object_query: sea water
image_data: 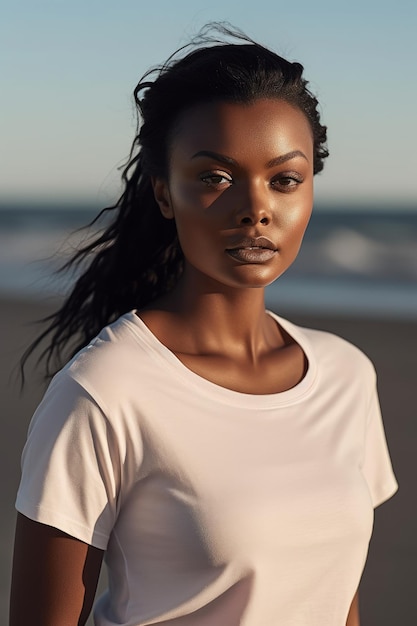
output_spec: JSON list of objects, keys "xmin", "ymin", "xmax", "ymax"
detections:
[{"xmin": 0, "ymin": 203, "xmax": 416, "ymax": 319}]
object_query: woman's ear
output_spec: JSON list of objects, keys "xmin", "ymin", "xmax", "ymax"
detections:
[{"xmin": 151, "ymin": 177, "xmax": 174, "ymax": 219}]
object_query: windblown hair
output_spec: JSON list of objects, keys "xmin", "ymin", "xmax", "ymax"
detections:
[{"xmin": 22, "ymin": 23, "xmax": 329, "ymax": 381}]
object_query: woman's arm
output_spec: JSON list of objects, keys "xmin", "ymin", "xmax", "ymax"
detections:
[
  {"xmin": 10, "ymin": 513, "xmax": 104, "ymax": 626},
  {"xmin": 346, "ymin": 590, "xmax": 360, "ymax": 626}
]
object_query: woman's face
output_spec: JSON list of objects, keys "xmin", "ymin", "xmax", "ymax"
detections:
[{"xmin": 153, "ymin": 98, "xmax": 314, "ymax": 291}]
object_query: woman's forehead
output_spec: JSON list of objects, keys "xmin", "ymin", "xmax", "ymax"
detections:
[{"xmin": 170, "ymin": 99, "xmax": 314, "ymax": 163}]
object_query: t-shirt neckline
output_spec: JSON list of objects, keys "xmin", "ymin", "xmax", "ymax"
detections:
[{"xmin": 121, "ymin": 309, "xmax": 318, "ymax": 408}]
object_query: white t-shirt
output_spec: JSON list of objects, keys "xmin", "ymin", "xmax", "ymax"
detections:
[{"xmin": 16, "ymin": 311, "xmax": 398, "ymax": 626}]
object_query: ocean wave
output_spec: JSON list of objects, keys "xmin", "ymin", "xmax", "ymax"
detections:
[{"xmin": 0, "ymin": 207, "xmax": 416, "ymax": 317}]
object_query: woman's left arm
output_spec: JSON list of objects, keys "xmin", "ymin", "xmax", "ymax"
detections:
[{"xmin": 346, "ymin": 590, "xmax": 360, "ymax": 626}]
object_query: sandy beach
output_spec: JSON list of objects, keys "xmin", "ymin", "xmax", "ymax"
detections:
[{"xmin": 1, "ymin": 295, "xmax": 415, "ymax": 625}]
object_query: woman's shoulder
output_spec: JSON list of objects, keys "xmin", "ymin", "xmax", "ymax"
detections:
[
  {"xmin": 270, "ymin": 311, "xmax": 377, "ymax": 380},
  {"xmin": 54, "ymin": 311, "xmax": 159, "ymax": 409}
]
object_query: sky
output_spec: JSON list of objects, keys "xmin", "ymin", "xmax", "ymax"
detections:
[{"xmin": 1, "ymin": 0, "xmax": 416, "ymax": 207}]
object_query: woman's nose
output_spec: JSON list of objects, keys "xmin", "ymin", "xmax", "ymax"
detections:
[
  {"xmin": 235, "ymin": 182, "xmax": 272, "ymax": 226},
  {"xmin": 239, "ymin": 212, "xmax": 270, "ymax": 226}
]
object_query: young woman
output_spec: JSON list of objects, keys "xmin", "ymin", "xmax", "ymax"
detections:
[{"xmin": 10, "ymin": 24, "xmax": 397, "ymax": 626}]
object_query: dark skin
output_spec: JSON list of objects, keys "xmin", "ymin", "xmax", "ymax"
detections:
[
  {"xmin": 10, "ymin": 98, "xmax": 360, "ymax": 625},
  {"xmin": 147, "ymin": 99, "xmax": 314, "ymax": 395},
  {"xmin": 10, "ymin": 514, "xmax": 103, "ymax": 626}
]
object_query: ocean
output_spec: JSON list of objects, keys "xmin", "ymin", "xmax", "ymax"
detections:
[{"xmin": 0, "ymin": 203, "xmax": 416, "ymax": 319}]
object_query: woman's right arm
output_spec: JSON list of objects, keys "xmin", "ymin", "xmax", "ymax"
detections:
[{"xmin": 10, "ymin": 513, "xmax": 104, "ymax": 626}]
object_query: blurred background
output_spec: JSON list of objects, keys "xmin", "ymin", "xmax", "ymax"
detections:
[{"xmin": 1, "ymin": 1, "xmax": 416, "ymax": 624}]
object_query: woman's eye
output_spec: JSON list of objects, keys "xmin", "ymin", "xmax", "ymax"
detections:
[
  {"xmin": 271, "ymin": 174, "xmax": 303, "ymax": 191},
  {"xmin": 200, "ymin": 172, "xmax": 233, "ymax": 188}
]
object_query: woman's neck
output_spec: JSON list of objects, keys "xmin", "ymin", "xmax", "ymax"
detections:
[{"xmin": 143, "ymin": 272, "xmax": 280, "ymax": 362}]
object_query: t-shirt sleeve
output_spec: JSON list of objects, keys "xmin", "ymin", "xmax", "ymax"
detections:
[
  {"xmin": 361, "ymin": 382, "xmax": 398, "ymax": 508},
  {"xmin": 16, "ymin": 373, "xmax": 122, "ymax": 549}
]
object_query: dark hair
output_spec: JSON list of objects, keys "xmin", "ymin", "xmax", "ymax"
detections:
[{"xmin": 22, "ymin": 23, "xmax": 329, "ymax": 381}]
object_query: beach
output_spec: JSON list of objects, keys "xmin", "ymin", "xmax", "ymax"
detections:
[{"xmin": 1, "ymin": 295, "xmax": 415, "ymax": 625}]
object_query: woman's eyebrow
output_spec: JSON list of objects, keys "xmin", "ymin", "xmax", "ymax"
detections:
[
  {"xmin": 266, "ymin": 150, "xmax": 309, "ymax": 167},
  {"xmin": 191, "ymin": 150, "xmax": 237, "ymax": 165},
  {"xmin": 191, "ymin": 149, "xmax": 308, "ymax": 167}
]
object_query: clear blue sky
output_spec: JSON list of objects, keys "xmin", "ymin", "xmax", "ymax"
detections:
[{"xmin": 1, "ymin": 0, "xmax": 416, "ymax": 206}]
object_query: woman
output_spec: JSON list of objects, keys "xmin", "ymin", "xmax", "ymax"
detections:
[{"xmin": 10, "ymin": 24, "xmax": 397, "ymax": 626}]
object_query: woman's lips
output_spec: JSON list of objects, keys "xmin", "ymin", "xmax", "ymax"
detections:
[
  {"xmin": 225, "ymin": 236, "xmax": 278, "ymax": 263},
  {"xmin": 226, "ymin": 247, "xmax": 277, "ymax": 263}
]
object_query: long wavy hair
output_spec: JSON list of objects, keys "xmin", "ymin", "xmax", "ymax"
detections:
[{"xmin": 21, "ymin": 23, "xmax": 329, "ymax": 381}]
